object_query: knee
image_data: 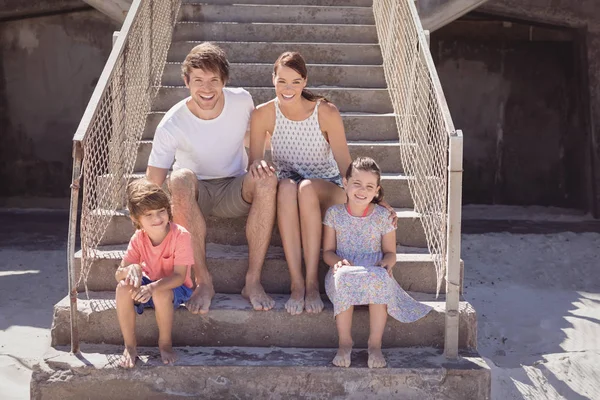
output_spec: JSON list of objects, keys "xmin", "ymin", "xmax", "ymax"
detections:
[
  {"xmin": 255, "ymin": 173, "xmax": 278, "ymax": 195},
  {"xmin": 116, "ymin": 281, "xmax": 132, "ymax": 296},
  {"xmin": 297, "ymin": 179, "xmax": 318, "ymax": 203},
  {"xmin": 168, "ymin": 169, "xmax": 197, "ymax": 199},
  {"xmin": 277, "ymin": 180, "xmax": 298, "ymax": 202},
  {"xmin": 152, "ymin": 288, "xmax": 174, "ymax": 304}
]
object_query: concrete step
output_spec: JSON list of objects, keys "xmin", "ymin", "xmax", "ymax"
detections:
[
  {"xmin": 182, "ymin": 0, "xmax": 373, "ymax": 6},
  {"xmin": 152, "ymin": 86, "xmax": 393, "ymax": 114},
  {"xmin": 50, "ymin": 292, "xmax": 477, "ymax": 349},
  {"xmin": 74, "ymin": 244, "xmax": 459, "ymax": 294},
  {"xmin": 134, "ymin": 139, "xmax": 403, "ymax": 173},
  {"xmin": 179, "ymin": 4, "xmax": 375, "ymax": 25},
  {"xmin": 162, "ymin": 62, "xmax": 386, "ymax": 88},
  {"xmin": 173, "ymin": 22, "xmax": 378, "ymax": 43},
  {"xmin": 168, "ymin": 41, "xmax": 383, "ymax": 65},
  {"xmin": 143, "ymin": 111, "xmax": 397, "ymax": 141},
  {"xmin": 417, "ymin": 0, "xmax": 489, "ymax": 32},
  {"xmin": 95, "ymin": 208, "xmax": 427, "ymax": 247},
  {"xmin": 97, "ymin": 170, "xmax": 413, "ymax": 209},
  {"xmin": 32, "ymin": 345, "xmax": 490, "ymax": 400}
]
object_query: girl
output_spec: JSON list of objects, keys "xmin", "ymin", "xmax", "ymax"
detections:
[
  {"xmin": 115, "ymin": 179, "xmax": 194, "ymax": 368},
  {"xmin": 322, "ymin": 157, "xmax": 432, "ymax": 368}
]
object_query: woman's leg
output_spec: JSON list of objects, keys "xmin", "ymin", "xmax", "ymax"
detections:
[
  {"xmin": 153, "ymin": 288, "xmax": 177, "ymax": 365},
  {"xmin": 333, "ymin": 307, "xmax": 354, "ymax": 367},
  {"xmin": 116, "ymin": 281, "xmax": 137, "ymax": 368},
  {"xmin": 278, "ymin": 179, "xmax": 305, "ymax": 315},
  {"xmin": 368, "ymin": 304, "xmax": 388, "ymax": 368},
  {"xmin": 298, "ymin": 179, "xmax": 346, "ymax": 313}
]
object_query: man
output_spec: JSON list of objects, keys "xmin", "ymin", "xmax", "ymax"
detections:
[{"xmin": 146, "ymin": 42, "xmax": 277, "ymax": 313}]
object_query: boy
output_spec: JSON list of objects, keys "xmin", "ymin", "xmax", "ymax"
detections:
[{"xmin": 115, "ymin": 179, "xmax": 194, "ymax": 367}]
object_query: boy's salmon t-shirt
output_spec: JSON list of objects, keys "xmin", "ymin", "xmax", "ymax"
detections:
[{"xmin": 122, "ymin": 222, "xmax": 194, "ymax": 288}]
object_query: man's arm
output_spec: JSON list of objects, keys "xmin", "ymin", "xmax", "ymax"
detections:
[{"xmin": 146, "ymin": 166, "xmax": 169, "ymax": 187}]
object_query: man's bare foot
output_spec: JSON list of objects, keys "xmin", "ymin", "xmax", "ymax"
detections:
[
  {"xmin": 159, "ymin": 343, "xmax": 177, "ymax": 365},
  {"xmin": 304, "ymin": 287, "xmax": 324, "ymax": 313},
  {"xmin": 120, "ymin": 346, "xmax": 137, "ymax": 368},
  {"xmin": 332, "ymin": 345, "xmax": 352, "ymax": 367},
  {"xmin": 186, "ymin": 283, "xmax": 215, "ymax": 314},
  {"xmin": 242, "ymin": 281, "xmax": 275, "ymax": 311},
  {"xmin": 285, "ymin": 288, "xmax": 305, "ymax": 315},
  {"xmin": 368, "ymin": 347, "xmax": 386, "ymax": 368}
]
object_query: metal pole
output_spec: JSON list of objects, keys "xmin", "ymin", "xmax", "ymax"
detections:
[
  {"xmin": 67, "ymin": 141, "xmax": 83, "ymax": 354},
  {"xmin": 444, "ymin": 130, "xmax": 464, "ymax": 359}
]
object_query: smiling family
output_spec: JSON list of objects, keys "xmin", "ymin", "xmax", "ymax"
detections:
[{"xmin": 115, "ymin": 43, "xmax": 431, "ymax": 369}]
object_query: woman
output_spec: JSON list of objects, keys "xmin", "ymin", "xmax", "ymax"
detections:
[{"xmin": 249, "ymin": 52, "xmax": 351, "ymax": 315}]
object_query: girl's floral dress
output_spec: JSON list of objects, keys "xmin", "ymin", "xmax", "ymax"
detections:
[{"xmin": 324, "ymin": 204, "xmax": 432, "ymax": 322}]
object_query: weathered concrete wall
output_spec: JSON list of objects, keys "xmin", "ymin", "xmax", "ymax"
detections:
[
  {"xmin": 0, "ymin": 9, "xmax": 116, "ymax": 204},
  {"xmin": 432, "ymin": 20, "xmax": 587, "ymax": 209}
]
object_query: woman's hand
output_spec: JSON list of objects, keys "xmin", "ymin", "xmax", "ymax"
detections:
[
  {"xmin": 333, "ymin": 259, "xmax": 352, "ymax": 274},
  {"xmin": 249, "ymin": 159, "xmax": 276, "ymax": 179},
  {"xmin": 379, "ymin": 200, "xmax": 398, "ymax": 228}
]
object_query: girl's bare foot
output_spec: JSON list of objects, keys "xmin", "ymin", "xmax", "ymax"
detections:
[
  {"xmin": 367, "ymin": 347, "xmax": 386, "ymax": 368},
  {"xmin": 304, "ymin": 287, "xmax": 324, "ymax": 314},
  {"xmin": 285, "ymin": 287, "xmax": 305, "ymax": 315},
  {"xmin": 120, "ymin": 346, "xmax": 138, "ymax": 368},
  {"xmin": 159, "ymin": 344, "xmax": 177, "ymax": 365},
  {"xmin": 332, "ymin": 345, "xmax": 352, "ymax": 367}
]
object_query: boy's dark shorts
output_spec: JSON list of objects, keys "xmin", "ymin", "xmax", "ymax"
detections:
[{"xmin": 134, "ymin": 276, "xmax": 193, "ymax": 315}]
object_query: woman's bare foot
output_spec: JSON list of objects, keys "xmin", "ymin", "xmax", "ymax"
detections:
[
  {"xmin": 242, "ymin": 281, "xmax": 275, "ymax": 311},
  {"xmin": 332, "ymin": 345, "xmax": 352, "ymax": 367},
  {"xmin": 186, "ymin": 282, "xmax": 215, "ymax": 315},
  {"xmin": 120, "ymin": 346, "xmax": 137, "ymax": 368},
  {"xmin": 159, "ymin": 343, "xmax": 177, "ymax": 365},
  {"xmin": 304, "ymin": 286, "xmax": 324, "ymax": 314},
  {"xmin": 368, "ymin": 347, "xmax": 386, "ymax": 368},
  {"xmin": 285, "ymin": 286, "xmax": 305, "ymax": 315}
]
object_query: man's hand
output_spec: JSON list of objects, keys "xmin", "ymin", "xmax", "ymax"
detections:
[
  {"xmin": 131, "ymin": 284, "xmax": 153, "ymax": 304},
  {"xmin": 333, "ymin": 259, "xmax": 352, "ymax": 274},
  {"xmin": 124, "ymin": 264, "xmax": 143, "ymax": 288},
  {"xmin": 249, "ymin": 159, "xmax": 275, "ymax": 179},
  {"xmin": 376, "ymin": 260, "xmax": 394, "ymax": 277},
  {"xmin": 379, "ymin": 200, "xmax": 398, "ymax": 228}
]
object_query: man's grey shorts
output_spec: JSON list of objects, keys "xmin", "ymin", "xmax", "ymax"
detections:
[{"xmin": 195, "ymin": 175, "xmax": 251, "ymax": 218}]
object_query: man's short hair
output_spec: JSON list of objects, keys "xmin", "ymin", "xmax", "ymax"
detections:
[
  {"xmin": 181, "ymin": 42, "xmax": 229, "ymax": 84},
  {"xmin": 126, "ymin": 178, "xmax": 173, "ymax": 229}
]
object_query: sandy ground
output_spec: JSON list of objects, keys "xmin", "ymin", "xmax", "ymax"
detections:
[{"xmin": 0, "ymin": 207, "xmax": 599, "ymax": 399}]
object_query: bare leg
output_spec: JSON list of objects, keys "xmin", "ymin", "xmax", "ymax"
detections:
[
  {"xmin": 153, "ymin": 289, "xmax": 177, "ymax": 365},
  {"xmin": 240, "ymin": 173, "xmax": 277, "ymax": 311},
  {"xmin": 333, "ymin": 306, "xmax": 354, "ymax": 367},
  {"xmin": 277, "ymin": 180, "xmax": 305, "ymax": 315},
  {"xmin": 169, "ymin": 169, "xmax": 214, "ymax": 315},
  {"xmin": 298, "ymin": 179, "xmax": 346, "ymax": 313},
  {"xmin": 368, "ymin": 304, "xmax": 388, "ymax": 368},
  {"xmin": 116, "ymin": 282, "xmax": 137, "ymax": 368}
]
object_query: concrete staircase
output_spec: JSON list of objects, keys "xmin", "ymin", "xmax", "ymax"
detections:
[{"xmin": 34, "ymin": 1, "xmax": 490, "ymax": 398}]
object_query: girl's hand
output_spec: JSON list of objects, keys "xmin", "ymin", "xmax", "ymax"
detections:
[
  {"xmin": 333, "ymin": 259, "xmax": 351, "ymax": 274},
  {"xmin": 131, "ymin": 284, "xmax": 153, "ymax": 303},
  {"xmin": 249, "ymin": 159, "xmax": 275, "ymax": 179},
  {"xmin": 378, "ymin": 200, "xmax": 398, "ymax": 228},
  {"xmin": 376, "ymin": 260, "xmax": 394, "ymax": 277},
  {"xmin": 125, "ymin": 264, "xmax": 143, "ymax": 288}
]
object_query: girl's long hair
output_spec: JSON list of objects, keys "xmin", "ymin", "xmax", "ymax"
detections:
[
  {"xmin": 273, "ymin": 51, "xmax": 328, "ymax": 103},
  {"xmin": 345, "ymin": 157, "xmax": 384, "ymax": 204}
]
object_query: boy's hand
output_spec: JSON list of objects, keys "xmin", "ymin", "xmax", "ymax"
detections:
[
  {"xmin": 131, "ymin": 284, "xmax": 153, "ymax": 303},
  {"xmin": 125, "ymin": 264, "xmax": 143, "ymax": 288},
  {"xmin": 333, "ymin": 259, "xmax": 351, "ymax": 274},
  {"xmin": 376, "ymin": 260, "xmax": 394, "ymax": 277}
]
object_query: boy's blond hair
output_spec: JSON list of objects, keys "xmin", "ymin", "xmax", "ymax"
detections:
[{"xmin": 126, "ymin": 179, "xmax": 173, "ymax": 229}]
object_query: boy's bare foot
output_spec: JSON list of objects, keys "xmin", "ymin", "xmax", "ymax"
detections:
[
  {"xmin": 368, "ymin": 347, "xmax": 387, "ymax": 368},
  {"xmin": 159, "ymin": 344, "xmax": 177, "ymax": 365},
  {"xmin": 332, "ymin": 345, "xmax": 352, "ymax": 368},
  {"xmin": 186, "ymin": 283, "xmax": 215, "ymax": 314},
  {"xmin": 242, "ymin": 281, "xmax": 275, "ymax": 311},
  {"xmin": 285, "ymin": 287, "xmax": 305, "ymax": 315},
  {"xmin": 120, "ymin": 346, "xmax": 138, "ymax": 368},
  {"xmin": 304, "ymin": 287, "xmax": 324, "ymax": 314}
]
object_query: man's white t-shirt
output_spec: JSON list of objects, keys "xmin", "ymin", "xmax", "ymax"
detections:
[{"xmin": 148, "ymin": 87, "xmax": 254, "ymax": 180}]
